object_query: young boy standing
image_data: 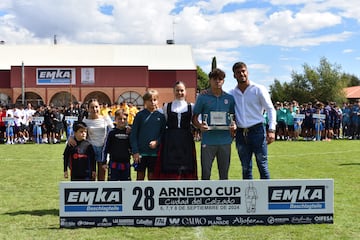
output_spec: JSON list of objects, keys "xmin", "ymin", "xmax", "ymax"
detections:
[
  {"xmin": 63, "ymin": 122, "xmax": 96, "ymax": 181},
  {"xmin": 130, "ymin": 89, "xmax": 166, "ymax": 180},
  {"xmin": 102, "ymin": 110, "xmax": 132, "ymax": 181}
]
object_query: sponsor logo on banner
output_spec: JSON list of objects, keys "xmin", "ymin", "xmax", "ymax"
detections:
[
  {"xmin": 64, "ymin": 188, "xmax": 123, "ymax": 212},
  {"xmin": 207, "ymin": 216, "xmax": 229, "ymax": 225},
  {"xmin": 314, "ymin": 215, "xmax": 333, "ymax": 223},
  {"xmin": 291, "ymin": 216, "xmax": 312, "ymax": 224},
  {"xmin": 154, "ymin": 217, "xmax": 167, "ymax": 226},
  {"xmin": 268, "ymin": 185, "xmax": 325, "ymax": 210},
  {"xmin": 168, "ymin": 218, "xmax": 181, "ymax": 225},
  {"xmin": 136, "ymin": 219, "xmax": 153, "ymax": 226},
  {"xmin": 181, "ymin": 217, "xmax": 208, "ymax": 226},
  {"xmin": 267, "ymin": 216, "xmax": 290, "ymax": 224},
  {"xmin": 60, "ymin": 218, "xmax": 76, "ymax": 227},
  {"xmin": 232, "ymin": 216, "xmax": 265, "ymax": 225},
  {"xmin": 97, "ymin": 218, "xmax": 112, "ymax": 227},
  {"xmin": 77, "ymin": 220, "xmax": 96, "ymax": 227},
  {"xmin": 112, "ymin": 218, "xmax": 135, "ymax": 226},
  {"xmin": 37, "ymin": 68, "xmax": 75, "ymax": 85}
]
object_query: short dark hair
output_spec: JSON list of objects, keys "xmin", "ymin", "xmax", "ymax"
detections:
[
  {"xmin": 73, "ymin": 121, "xmax": 87, "ymax": 132},
  {"xmin": 232, "ymin": 62, "xmax": 247, "ymax": 73},
  {"xmin": 208, "ymin": 68, "xmax": 225, "ymax": 80}
]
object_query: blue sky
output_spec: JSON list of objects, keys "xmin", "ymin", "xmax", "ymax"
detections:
[{"xmin": 0, "ymin": 0, "xmax": 359, "ymax": 91}]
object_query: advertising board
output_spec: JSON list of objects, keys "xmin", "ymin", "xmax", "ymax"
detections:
[{"xmin": 59, "ymin": 179, "xmax": 333, "ymax": 228}]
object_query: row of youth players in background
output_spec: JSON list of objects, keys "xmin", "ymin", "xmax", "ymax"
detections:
[
  {"xmin": 0, "ymin": 101, "xmax": 139, "ymax": 144},
  {"xmin": 63, "ymin": 62, "xmax": 277, "ymax": 182},
  {"xmin": 273, "ymin": 100, "xmax": 360, "ymax": 141}
]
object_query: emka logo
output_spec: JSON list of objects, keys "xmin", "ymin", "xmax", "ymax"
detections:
[
  {"xmin": 65, "ymin": 188, "xmax": 122, "ymax": 205},
  {"xmin": 269, "ymin": 186, "xmax": 325, "ymax": 203},
  {"xmin": 38, "ymin": 69, "xmax": 72, "ymax": 79}
]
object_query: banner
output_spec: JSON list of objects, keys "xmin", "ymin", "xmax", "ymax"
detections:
[
  {"xmin": 59, "ymin": 179, "xmax": 333, "ymax": 228},
  {"xmin": 37, "ymin": 68, "xmax": 76, "ymax": 85}
]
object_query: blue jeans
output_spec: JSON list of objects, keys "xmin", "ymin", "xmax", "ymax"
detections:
[
  {"xmin": 235, "ymin": 124, "xmax": 270, "ymax": 179},
  {"xmin": 92, "ymin": 145, "xmax": 104, "ymax": 162}
]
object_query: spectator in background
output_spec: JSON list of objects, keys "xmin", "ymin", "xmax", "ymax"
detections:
[
  {"xmin": 293, "ymin": 108, "xmax": 303, "ymax": 141},
  {"xmin": 4, "ymin": 111, "xmax": 15, "ymax": 144},
  {"xmin": 127, "ymin": 102, "xmax": 139, "ymax": 126},
  {"xmin": 0, "ymin": 105, "xmax": 7, "ymax": 143},
  {"xmin": 341, "ymin": 102, "xmax": 351, "ymax": 138},
  {"xmin": 333, "ymin": 103, "xmax": 342, "ymax": 139},
  {"xmin": 63, "ymin": 102, "xmax": 79, "ymax": 140},
  {"xmin": 275, "ymin": 102, "xmax": 287, "ymax": 140},
  {"xmin": 285, "ymin": 102, "xmax": 294, "ymax": 140},
  {"xmin": 110, "ymin": 102, "xmax": 120, "ymax": 118},
  {"xmin": 350, "ymin": 100, "xmax": 360, "ymax": 140},
  {"xmin": 120, "ymin": 101, "xmax": 129, "ymax": 116},
  {"xmin": 32, "ymin": 107, "xmax": 44, "ymax": 144},
  {"xmin": 100, "ymin": 103, "xmax": 110, "ymax": 116},
  {"xmin": 323, "ymin": 101, "xmax": 333, "ymax": 141},
  {"xmin": 303, "ymin": 102, "xmax": 315, "ymax": 140},
  {"xmin": 314, "ymin": 102, "xmax": 325, "ymax": 141},
  {"xmin": 43, "ymin": 105, "xmax": 55, "ymax": 144},
  {"xmin": 52, "ymin": 107, "xmax": 63, "ymax": 143},
  {"xmin": 24, "ymin": 103, "xmax": 36, "ymax": 142}
]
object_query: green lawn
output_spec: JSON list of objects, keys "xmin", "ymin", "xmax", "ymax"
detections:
[{"xmin": 0, "ymin": 140, "xmax": 359, "ymax": 240}]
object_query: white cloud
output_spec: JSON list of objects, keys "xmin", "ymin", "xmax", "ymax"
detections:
[
  {"xmin": 0, "ymin": 0, "xmax": 359, "ymax": 88},
  {"xmin": 343, "ymin": 49, "xmax": 353, "ymax": 53},
  {"xmin": 0, "ymin": 0, "xmax": 353, "ymax": 47},
  {"xmin": 248, "ymin": 64, "xmax": 271, "ymax": 73}
]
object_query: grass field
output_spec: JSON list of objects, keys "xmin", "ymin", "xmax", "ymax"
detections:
[{"xmin": 0, "ymin": 140, "xmax": 359, "ymax": 240}]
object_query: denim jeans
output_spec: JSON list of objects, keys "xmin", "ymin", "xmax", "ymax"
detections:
[{"xmin": 235, "ymin": 124, "xmax": 270, "ymax": 179}]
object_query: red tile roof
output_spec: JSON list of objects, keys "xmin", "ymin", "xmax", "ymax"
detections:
[{"xmin": 344, "ymin": 86, "xmax": 360, "ymax": 99}]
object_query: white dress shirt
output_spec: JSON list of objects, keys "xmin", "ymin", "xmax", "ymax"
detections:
[{"xmin": 229, "ymin": 81, "xmax": 276, "ymax": 130}]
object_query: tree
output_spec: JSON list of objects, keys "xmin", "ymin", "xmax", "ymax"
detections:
[
  {"xmin": 341, "ymin": 73, "xmax": 360, "ymax": 87},
  {"xmin": 197, "ymin": 65, "xmax": 209, "ymax": 90},
  {"xmin": 269, "ymin": 79, "xmax": 287, "ymax": 102},
  {"xmin": 270, "ymin": 57, "xmax": 348, "ymax": 104},
  {"xmin": 211, "ymin": 56, "xmax": 217, "ymax": 71}
]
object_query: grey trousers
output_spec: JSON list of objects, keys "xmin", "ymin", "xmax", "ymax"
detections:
[{"xmin": 200, "ymin": 144, "xmax": 231, "ymax": 180}]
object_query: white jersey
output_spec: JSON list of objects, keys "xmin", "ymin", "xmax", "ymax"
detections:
[{"xmin": 83, "ymin": 116, "xmax": 114, "ymax": 147}]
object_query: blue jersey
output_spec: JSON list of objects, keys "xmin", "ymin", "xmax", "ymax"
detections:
[
  {"xmin": 342, "ymin": 107, "xmax": 351, "ymax": 124},
  {"xmin": 351, "ymin": 105, "xmax": 360, "ymax": 123},
  {"xmin": 130, "ymin": 109, "xmax": 166, "ymax": 156},
  {"xmin": 193, "ymin": 90, "xmax": 235, "ymax": 145}
]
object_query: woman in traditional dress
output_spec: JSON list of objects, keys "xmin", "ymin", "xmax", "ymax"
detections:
[{"xmin": 154, "ymin": 81, "xmax": 198, "ymax": 180}]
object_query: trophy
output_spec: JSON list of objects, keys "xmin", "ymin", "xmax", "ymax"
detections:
[
  {"xmin": 202, "ymin": 114, "xmax": 208, "ymax": 126},
  {"xmin": 229, "ymin": 113, "xmax": 235, "ymax": 127}
]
